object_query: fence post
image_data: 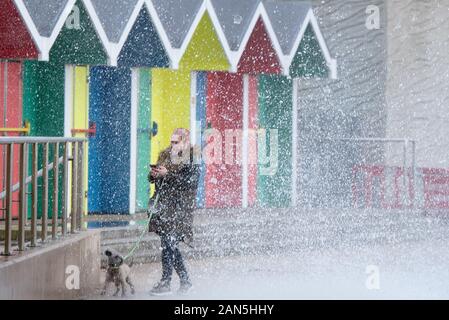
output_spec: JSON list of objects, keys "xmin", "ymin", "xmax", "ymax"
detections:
[
  {"xmin": 52, "ymin": 142, "xmax": 59, "ymax": 240},
  {"xmin": 412, "ymin": 140, "xmax": 416, "ymax": 208},
  {"xmin": 42, "ymin": 143, "xmax": 49, "ymax": 242},
  {"xmin": 18, "ymin": 143, "xmax": 28, "ymax": 251},
  {"xmin": 71, "ymin": 142, "xmax": 78, "ymax": 233},
  {"xmin": 31, "ymin": 143, "xmax": 38, "ymax": 247},
  {"xmin": 2, "ymin": 144, "xmax": 14, "ymax": 256},
  {"xmin": 62, "ymin": 142, "xmax": 69, "ymax": 236},
  {"xmin": 402, "ymin": 140, "xmax": 408, "ymax": 207},
  {"xmin": 77, "ymin": 142, "xmax": 85, "ymax": 231}
]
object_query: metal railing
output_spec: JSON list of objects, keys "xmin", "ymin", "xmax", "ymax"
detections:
[
  {"xmin": 333, "ymin": 138, "xmax": 417, "ymax": 206},
  {"xmin": 298, "ymin": 137, "xmax": 417, "ymax": 208},
  {"xmin": 0, "ymin": 137, "xmax": 86, "ymax": 256}
]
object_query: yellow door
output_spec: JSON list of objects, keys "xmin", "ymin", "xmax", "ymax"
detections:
[
  {"xmin": 150, "ymin": 69, "xmax": 191, "ymax": 196},
  {"xmin": 71, "ymin": 65, "xmax": 89, "ymax": 216},
  {"xmin": 151, "ymin": 69, "xmax": 191, "ymax": 164}
]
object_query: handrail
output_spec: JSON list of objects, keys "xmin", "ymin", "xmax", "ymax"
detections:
[
  {"xmin": 0, "ymin": 137, "xmax": 86, "ymax": 144},
  {"xmin": 0, "ymin": 121, "xmax": 31, "ymax": 135},
  {"xmin": 0, "ymin": 138, "xmax": 87, "ymax": 255},
  {"xmin": 0, "ymin": 156, "xmax": 64, "ymax": 200},
  {"xmin": 304, "ymin": 137, "xmax": 417, "ymax": 143},
  {"xmin": 0, "ymin": 137, "xmax": 87, "ymax": 199},
  {"xmin": 71, "ymin": 122, "xmax": 96, "ymax": 137}
]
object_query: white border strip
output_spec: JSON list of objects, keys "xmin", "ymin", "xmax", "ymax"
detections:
[
  {"xmin": 242, "ymin": 74, "xmax": 249, "ymax": 208},
  {"xmin": 204, "ymin": 0, "xmax": 233, "ymax": 68},
  {"xmin": 64, "ymin": 65, "xmax": 74, "ymax": 138},
  {"xmin": 291, "ymin": 78, "xmax": 298, "ymax": 207},
  {"xmin": 173, "ymin": 0, "xmax": 207, "ymax": 69},
  {"xmin": 83, "ymin": 0, "xmax": 118, "ymax": 66},
  {"xmin": 47, "ymin": 0, "xmax": 78, "ymax": 55},
  {"xmin": 129, "ymin": 68, "xmax": 139, "ymax": 214},
  {"xmin": 146, "ymin": 0, "xmax": 210, "ymax": 69},
  {"xmin": 190, "ymin": 71, "xmax": 197, "ymax": 144},
  {"xmin": 110, "ymin": 0, "xmax": 146, "ymax": 65},
  {"xmin": 144, "ymin": 0, "xmax": 180, "ymax": 69},
  {"xmin": 13, "ymin": 0, "xmax": 48, "ymax": 59},
  {"xmin": 129, "ymin": 68, "xmax": 140, "ymax": 214},
  {"xmin": 64, "ymin": 65, "xmax": 74, "ymax": 214},
  {"xmin": 14, "ymin": 0, "xmax": 77, "ymax": 60}
]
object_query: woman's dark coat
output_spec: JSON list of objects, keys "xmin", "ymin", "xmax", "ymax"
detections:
[{"xmin": 148, "ymin": 146, "xmax": 200, "ymax": 245}]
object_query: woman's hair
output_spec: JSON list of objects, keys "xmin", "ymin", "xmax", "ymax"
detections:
[{"xmin": 173, "ymin": 128, "xmax": 191, "ymax": 148}]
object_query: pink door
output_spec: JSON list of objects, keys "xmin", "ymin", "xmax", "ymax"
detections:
[
  {"xmin": 205, "ymin": 72, "xmax": 243, "ymax": 208},
  {"xmin": 0, "ymin": 61, "xmax": 23, "ymax": 219}
]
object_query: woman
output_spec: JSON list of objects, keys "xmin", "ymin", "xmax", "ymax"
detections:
[{"xmin": 148, "ymin": 128, "xmax": 200, "ymax": 295}]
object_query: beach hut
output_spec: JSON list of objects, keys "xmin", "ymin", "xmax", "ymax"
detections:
[
  {"xmin": 22, "ymin": 0, "xmax": 113, "ymax": 217},
  {"xmin": 201, "ymin": 0, "xmax": 284, "ymax": 208},
  {"xmin": 88, "ymin": 0, "xmax": 171, "ymax": 214},
  {"xmin": 0, "ymin": 0, "xmax": 76, "ymax": 219},
  {"xmin": 150, "ymin": 0, "xmax": 231, "ymax": 208},
  {"xmin": 260, "ymin": 1, "xmax": 337, "ymax": 207}
]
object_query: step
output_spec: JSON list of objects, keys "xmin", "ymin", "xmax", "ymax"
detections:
[
  {"xmin": 97, "ymin": 208, "xmax": 449, "ymax": 264},
  {"xmin": 100, "ymin": 213, "xmax": 440, "ymax": 247},
  {"xmin": 102, "ymin": 224, "xmax": 442, "ymax": 258},
  {"xmin": 112, "ymin": 230, "xmax": 435, "ymax": 265},
  {"xmin": 100, "ymin": 218, "xmax": 448, "ymax": 264},
  {"xmin": 100, "ymin": 208, "xmax": 432, "ymax": 241},
  {"xmin": 98, "ymin": 208, "xmax": 428, "ymax": 239}
]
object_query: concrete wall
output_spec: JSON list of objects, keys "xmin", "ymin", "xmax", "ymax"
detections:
[
  {"xmin": 276, "ymin": 0, "xmax": 449, "ymax": 207},
  {"xmin": 295, "ymin": 0, "xmax": 388, "ymax": 207},
  {"xmin": 0, "ymin": 231, "xmax": 101, "ymax": 299},
  {"xmin": 385, "ymin": 0, "xmax": 449, "ymax": 169}
]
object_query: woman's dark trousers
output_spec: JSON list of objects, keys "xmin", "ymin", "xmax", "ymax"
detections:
[{"xmin": 160, "ymin": 234, "xmax": 190, "ymax": 285}]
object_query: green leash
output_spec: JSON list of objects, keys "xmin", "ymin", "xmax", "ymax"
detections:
[{"xmin": 123, "ymin": 178, "xmax": 164, "ymax": 261}]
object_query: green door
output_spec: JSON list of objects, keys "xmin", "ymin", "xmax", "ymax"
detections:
[
  {"xmin": 135, "ymin": 68, "xmax": 152, "ymax": 211},
  {"xmin": 258, "ymin": 75, "xmax": 293, "ymax": 208}
]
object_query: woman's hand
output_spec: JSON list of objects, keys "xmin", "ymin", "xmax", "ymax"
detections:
[{"xmin": 152, "ymin": 166, "xmax": 168, "ymax": 178}]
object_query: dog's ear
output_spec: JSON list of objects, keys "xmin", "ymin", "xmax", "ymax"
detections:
[
  {"xmin": 105, "ymin": 250, "xmax": 112, "ymax": 256},
  {"xmin": 114, "ymin": 254, "xmax": 124, "ymax": 266}
]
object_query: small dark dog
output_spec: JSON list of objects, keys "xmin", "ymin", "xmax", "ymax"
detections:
[{"xmin": 101, "ymin": 250, "xmax": 135, "ymax": 297}]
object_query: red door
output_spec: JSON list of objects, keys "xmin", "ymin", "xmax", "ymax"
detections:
[
  {"xmin": 0, "ymin": 61, "xmax": 23, "ymax": 219},
  {"xmin": 204, "ymin": 72, "xmax": 259, "ymax": 208},
  {"xmin": 205, "ymin": 72, "xmax": 243, "ymax": 208},
  {"xmin": 247, "ymin": 75, "xmax": 258, "ymax": 207}
]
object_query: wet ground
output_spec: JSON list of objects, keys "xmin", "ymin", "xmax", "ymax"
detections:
[{"xmin": 89, "ymin": 237, "xmax": 449, "ymax": 300}]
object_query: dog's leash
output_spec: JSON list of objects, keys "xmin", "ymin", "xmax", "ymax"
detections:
[{"xmin": 123, "ymin": 178, "xmax": 165, "ymax": 262}]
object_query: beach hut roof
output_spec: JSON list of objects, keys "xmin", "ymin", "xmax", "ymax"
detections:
[
  {"xmin": 15, "ymin": 0, "xmax": 337, "ymax": 73},
  {"xmin": 90, "ymin": 0, "xmax": 140, "ymax": 44},
  {"xmin": 22, "ymin": 0, "xmax": 71, "ymax": 37},
  {"xmin": 82, "ymin": 0, "xmax": 131, "ymax": 65},
  {"xmin": 263, "ymin": 1, "xmax": 310, "ymax": 56},
  {"xmin": 151, "ymin": 0, "xmax": 231, "ymax": 69},
  {"xmin": 152, "ymin": 0, "xmax": 203, "ymax": 49},
  {"xmin": 90, "ymin": 0, "xmax": 151, "ymax": 65},
  {"xmin": 209, "ymin": 0, "xmax": 260, "ymax": 52},
  {"xmin": 207, "ymin": 0, "xmax": 284, "ymax": 74},
  {"xmin": 11, "ymin": 0, "xmax": 76, "ymax": 60},
  {"xmin": 89, "ymin": 0, "xmax": 173, "ymax": 67},
  {"xmin": 264, "ymin": 1, "xmax": 337, "ymax": 78}
]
